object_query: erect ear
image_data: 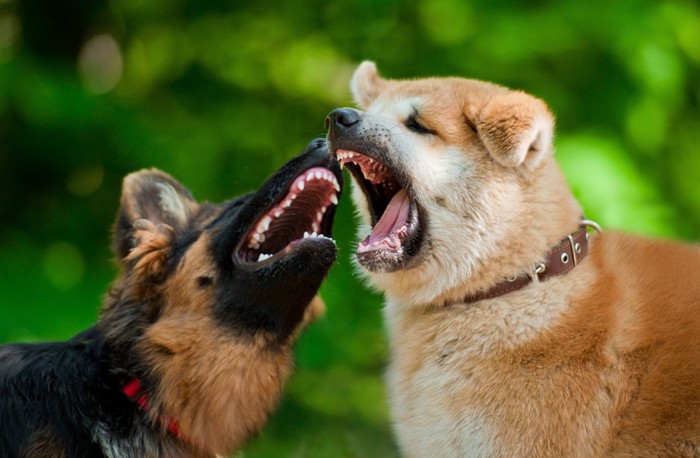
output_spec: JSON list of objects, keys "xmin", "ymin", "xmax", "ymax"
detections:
[
  {"xmin": 350, "ymin": 61, "xmax": 388, "ymax": 109},
  {"xmin": 475, "ymin": 91, "xmax": 554, "ymax": 170},
  {"xmin": 113, "ymin": 169, "xmax": 199, "ymax": 272}
]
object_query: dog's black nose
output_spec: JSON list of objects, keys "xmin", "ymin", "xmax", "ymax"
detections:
[{"xmin": 326, "ymin": 108, "xmax": 360, "ymax": 132}]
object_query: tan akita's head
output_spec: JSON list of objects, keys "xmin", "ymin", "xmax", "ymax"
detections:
[{"xmin": 326, "ymin": 61, "xmax": 581, "ymax": 306}]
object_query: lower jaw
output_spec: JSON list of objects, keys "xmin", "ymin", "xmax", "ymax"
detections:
[{"xmin": 356, "ymin": 249, "xmax": 407, "ymax": 273}]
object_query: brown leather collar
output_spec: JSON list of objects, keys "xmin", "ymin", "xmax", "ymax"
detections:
[{"xmin": 455, "ymin": 220, "xmax": 600, "ymax": 305}]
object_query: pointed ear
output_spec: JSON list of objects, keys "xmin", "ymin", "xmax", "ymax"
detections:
[
  {"xmin": 350, "ymin": 61, "xmax": 388, "ymax": 109},
  {"xmin": 113, "ymin": 169, "xmax": 199, "ymax": 269},
  {"xmin": 475, "ymin": 91, "xmax": 554, "ymax": 170}
]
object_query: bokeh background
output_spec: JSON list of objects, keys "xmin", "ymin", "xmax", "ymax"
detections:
[{"xmin": 1, "ymin": 0, "xmax": 699, "ymax": 456}]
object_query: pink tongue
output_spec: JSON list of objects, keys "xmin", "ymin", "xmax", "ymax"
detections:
[{"xmin": 368, "ymin": 189, "xmax": 410, "ymax": 243}]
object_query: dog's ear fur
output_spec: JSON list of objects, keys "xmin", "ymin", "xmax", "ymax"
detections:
[
  {"xmin": 475, "ymin": 91, "xmax": 554, "ymax": 170},
  {"xmin": 113, "ymin": 169, "xmax": 199, "ymax": 271},
  {"xmin": 351, "ymin": 61, "xmax": 388, "ymax": 109}
]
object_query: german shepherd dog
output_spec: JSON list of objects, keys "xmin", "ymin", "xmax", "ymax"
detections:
[
  {"xmin": 327, "ymin": 62, "xmax": 700, "ymax": 457},
  {"xmin": 0, "ymin": 139, "xmax": 342, "ymax": 457}
]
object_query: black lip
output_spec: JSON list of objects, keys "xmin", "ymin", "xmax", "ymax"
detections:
[
  {"xmin": 210, "ymin": 139, "xmax": 343, "ymax": 273},
  {"xmin": 233, "ymin": 147, "xmax": 343, "ymax": 270}
]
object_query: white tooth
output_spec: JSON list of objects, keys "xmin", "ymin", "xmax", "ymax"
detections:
[
  {"xmin": 303, "ymin": 231, "xmax": 310, "ymax": 238},
  {"xmin": 315, "ymin": 171, "xmax": 322, "ymax": 179},
  {"xmin": 274, "ymin": 210, "xmax": 282, "ymax": 218},
  {"xmin": 258, "ymin": 233, "xmax": 266, "ymax": 242},
  {"xmin": 339, "ymin": 162, "xmax": 344, "ymax": 170},
  {"xmin": 332, "ymin": 181, "xmax": 340, "ymax": 192},
  {"xmin": 321, "ymin": 206, "xmax": 327, "ymax": 214},
  {"xmin": 369, "ymin": 158, "xmax": 374, "ymax": 163},
  {"xmin": 312, "ymin": 232, "xmax": 318, "ymax": 237},
  {"xmin": 291, "ymin": 193, "xmax": 297, "ymax": 200},
  {"xmin": 282, "ymin": 199, "xmax": 292, "ymax": 208},
  {"xmin": 252, "ymin": 242, "xmax": 260, "ymax": 250},
  {"xmin": 259, "ymin": 216, "xmax": 271, "ymax": 232},
  {"xmin": 317, "ymin": 211, "xmax": 323, "ymax": 221},
  {"xmin": 330, "ymin": 194, "xmax": 338, "ymax": 205},
  {"xmin": 312, "ymin": 223, "xmax": 320, "ymax": 233},
  {"xmin": 297, "ymin": 181, "xmax": 305, "ymax": 191},
  {"xmin": 250, "ymin": 233, "xmax": 260, "ymax": 244},
  {"xmin": 348, "ymin": 152, "xmax": 355, "ymax": 157},
  {"xmin": 307, "ymin": 172, "xmax": 314, "ymax": 181}
]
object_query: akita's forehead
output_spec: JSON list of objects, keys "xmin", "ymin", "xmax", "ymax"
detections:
[
  {"xmin": 367, "ymin": 96, "xmax": 425, "ymax": 117},
  {"xmin": 369, "ymin": 78, "xmax": 506, "ymax": 116}
]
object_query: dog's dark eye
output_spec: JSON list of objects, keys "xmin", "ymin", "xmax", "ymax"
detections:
[
  {"xmin": 405, "ymin": 115, "xmax": 434, "ymax": 135},
  {"xmin": 197, "ymin": 276, "xmax": 213, "ymax": 288}
]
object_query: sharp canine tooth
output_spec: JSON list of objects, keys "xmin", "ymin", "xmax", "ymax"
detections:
[
  {"xmin": 260, "ymin": 216, "xmax": 271, "ymax": 231},
  {"xmin": 330, "ymin": 194, "xmax": 338, "ymax": 205},
  {"xmin": 332, "ymin": 181, "xmax": 340, "ymax": 192}
]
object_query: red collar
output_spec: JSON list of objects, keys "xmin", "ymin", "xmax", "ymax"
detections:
[{"xmin": 122, "ymin": 378, "xmax": 203, "ymax": 450}]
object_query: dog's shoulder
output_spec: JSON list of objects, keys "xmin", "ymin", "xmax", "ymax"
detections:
[
  {"xmin": 590, "ymin": 231, "xmax": 700, "ymax": 303},
  {"xmin": 0, "ymin": 327, "xmax": 118, "ymax": 457}
]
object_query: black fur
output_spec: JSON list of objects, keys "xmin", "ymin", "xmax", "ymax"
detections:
[{"xmin": 0, "ymin": 139, "xmax": 342, "ymax": 457}]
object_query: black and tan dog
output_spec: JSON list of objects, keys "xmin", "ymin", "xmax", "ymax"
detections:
[{"xmin": 0, "ymin": 139, "xmax": 342, "ymax": 458}]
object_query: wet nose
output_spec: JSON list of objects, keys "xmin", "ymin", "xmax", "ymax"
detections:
[{"xmin": 325, "ymin": 108, "xmax": 360, "ymax": 132}]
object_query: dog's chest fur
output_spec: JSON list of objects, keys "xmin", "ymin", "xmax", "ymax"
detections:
[
  {"xmin": 383, "ymin": 234, "xmax": 700, "ymax": 457},
  {"xmin": 383, "ymin": 268, "xmax": 607, "ymax": 456}
]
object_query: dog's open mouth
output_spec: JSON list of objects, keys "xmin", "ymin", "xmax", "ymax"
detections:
[
  {"xmin": 336, "ymin": 149, "xmax": 422, "ymax": 271},
  {"xmin": 236, "ymin": 166, "xmax": 340, "ymax": 265}
]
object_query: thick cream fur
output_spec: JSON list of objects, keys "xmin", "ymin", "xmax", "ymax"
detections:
[{"xmin": 346, "ymin": 62, "xmax": 700, "ymax": 457}]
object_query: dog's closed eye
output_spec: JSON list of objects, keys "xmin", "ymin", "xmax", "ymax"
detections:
[{"xmin": 405, "ymin": 114, "xmax": 434, "ymax": 135}]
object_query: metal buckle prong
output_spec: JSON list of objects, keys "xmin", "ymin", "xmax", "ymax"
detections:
[{"xmin": 567, "ymin": 234, "xmax": 578, "ymax": 266}]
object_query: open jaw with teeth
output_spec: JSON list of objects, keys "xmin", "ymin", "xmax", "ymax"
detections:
[
  {"xmin": 336, "ymin": 149, "xmax": 420, "ymax": 268},
  {"xmin": 238, "ymin": 167, "xmax": 340, "ymax": 264}
]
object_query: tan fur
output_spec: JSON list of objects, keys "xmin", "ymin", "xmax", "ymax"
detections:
[
  {"xmin": 345, "ymin": 61, "xmax": 700, "ymax": 457},
  {"xmin": 100, "ymin": 170, "xmax": 325, "ymax": 457},
  {"xmin": 22, "ymin": 429, "xmax": 67, "ymax": 458},
  {"xmin": 137, "ymin": 233, "xmax": 323, "ymax": 454}
]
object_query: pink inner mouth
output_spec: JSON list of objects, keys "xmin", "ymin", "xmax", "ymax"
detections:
[
  {"xmin": 337, "ymin": 150, "xmax": 413, "ymax": 255},
  {"xmin": 357, "ymin": 189, "xmax": 410, "ymax": 253},
  {"xmin": 240, "ymin": 167, "xmax": 340, "ymax": 263}
]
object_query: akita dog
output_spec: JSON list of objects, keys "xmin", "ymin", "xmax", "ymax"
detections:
[
  {"xmin": 326, "ymin": 62, "xmax": 700, "ymax": 457},
  {"xmin": 0, "ymin": 139, "xmax": 342, "ymax": 458}
]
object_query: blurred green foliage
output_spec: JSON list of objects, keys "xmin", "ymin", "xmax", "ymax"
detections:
[{"xmin": 0, "ymin": 0, "xmax": 699, "ymax": 456}]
